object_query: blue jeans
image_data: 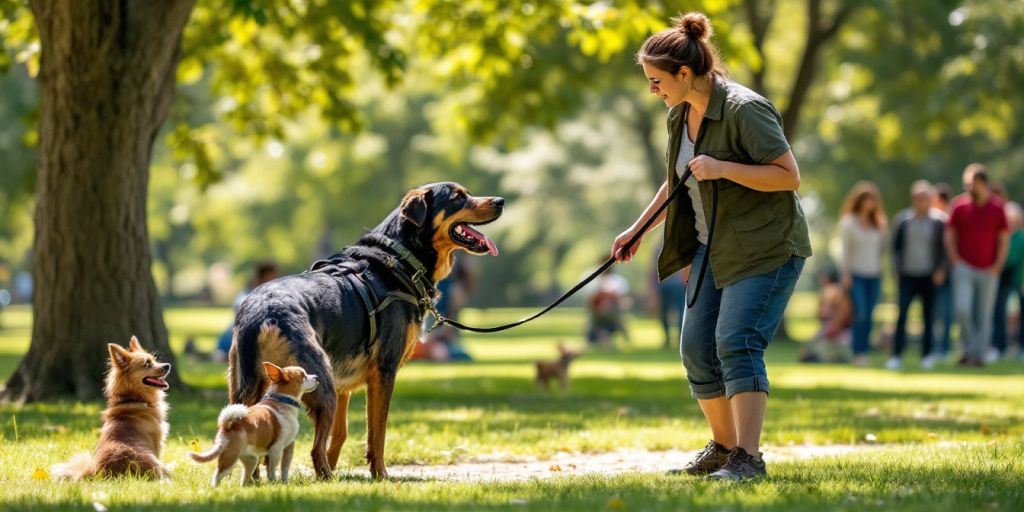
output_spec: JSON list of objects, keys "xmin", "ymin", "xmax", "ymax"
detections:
[
  {"xmin": 952, "ymin": 262, "xmax": 998, "ymax": 360},
  {"xmin": 933, "ymin": 278, "xmax": 954, "ymax": 355},
  {"xmin": 680, "ymin": 244, "xmax": 805, "ymax": 399},
  {"xmin": 992, "ymin": 266, "xmax": 1020, "ymax": 355},
  {"xmin": 893, "ymin": 275, "xmax": 935, "ymax": 357},
  {"xmin": 850, "ymin": 275, "xmax": 881, "ymax": 355},
  {"xmin": 659, "ymin": 278, "xmax": 686, "ymax": 347}
]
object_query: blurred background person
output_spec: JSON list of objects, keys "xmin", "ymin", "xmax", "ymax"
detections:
[
  {"xmin": 931, "ymin": 182, "xmax": 954, "ymax": 359},
  {"xmin": 888, "ymin": 180, "xmax": 946, "ymax": 370},
  {"xmin": 798, "ymin": 268, "xmax": 852, "ymax": 364},
  {"xmin": 649, "ymin": 242, "xmax": 686, "ymax": 350},
  {"xmin": 839, "ymin": 181, "xmax": 888, "ymax": 367},
  {"xmin": 946, "ymin": 165, "xmax": 1008, "ymax": 367},
  {"xmin": 586, "ymin": 268, "xmax": 632, "ymax": 348},
  {"xmin": 418, "ymin": 255, "xmax": 478, "ymax": 361},
  {"xmin": 213, "ymin": 261, "xmax": 280, "ymax": 363},
  {"xmin": 991, "ymin": 201, "xmax": 1024, "ymax": 360}
]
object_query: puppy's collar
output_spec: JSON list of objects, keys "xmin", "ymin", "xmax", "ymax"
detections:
[{"xmin": 263, "ymin": 393, "xmax": 301, "ymax": 409}]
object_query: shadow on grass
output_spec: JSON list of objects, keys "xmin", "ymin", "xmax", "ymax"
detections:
[
  {"xmin": 3, "ymin": 372, "xmax": 1009, "ymax": 443},
  {"xmin": 6, "ymin": 461, "xmax": 1023, "ymax": 512}
]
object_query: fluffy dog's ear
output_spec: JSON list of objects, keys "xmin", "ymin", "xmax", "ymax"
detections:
[
  {"xmin": 262, "ymin": 362, "xmax": 283, "ymax": 382},
  {"xmin": 108, "ymin": 344, "xmax": 130, "ymax": 369},
  {"xmin": 128, "ymin": 335, "xmax": 142, "ymax": 352},
  {"xmin": 400, "ymin": 189, "xmax": 428, "ymax": 228}
]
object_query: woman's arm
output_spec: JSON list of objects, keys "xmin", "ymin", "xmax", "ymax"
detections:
[
  {"xmin": 611, "ymin": 180, "xmax": 669, "ymax": 262},
  {"xmin": 688, "ymin": 150, "xmax": 800, "ymax": 192}
]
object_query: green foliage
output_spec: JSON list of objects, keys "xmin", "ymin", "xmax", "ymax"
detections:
[
  {"xmin": 797, "ymin": 0, "xmax": 1024, "ymax": 218},
  {"xmin": 2, "ymin": 0, "xmax": 1024, "ymax": 302}
]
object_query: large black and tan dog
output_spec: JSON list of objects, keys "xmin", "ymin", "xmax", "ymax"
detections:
[{"xmin": 228, "ymin": 182, "xmax": 503, "ymax": 479}]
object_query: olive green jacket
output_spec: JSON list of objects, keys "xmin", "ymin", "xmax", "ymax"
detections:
[{"xmin": 658, "ymin": 78, "xmax": 812, "ymax": 287}]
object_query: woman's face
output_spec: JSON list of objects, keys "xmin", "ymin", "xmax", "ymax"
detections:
[
  {"xmin": 642, "ymin": 62, "xmax": 689, "ymax": 108},
  {"xmin": 858, "ymin": 194, "xmax": 876, "ymax": 214}
]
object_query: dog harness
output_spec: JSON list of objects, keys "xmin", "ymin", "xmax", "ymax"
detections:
[{"xmin": 306, "ymin": 236, "xmax": 439, "ymax": 347}]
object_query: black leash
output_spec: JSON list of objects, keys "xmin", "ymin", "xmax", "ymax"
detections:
[{"xmin": 428, "ymin": 168, "xmax": 719, "ymax": 334}]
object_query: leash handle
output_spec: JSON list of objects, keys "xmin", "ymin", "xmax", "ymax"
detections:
[{"xmin": 435, "ymin": 169, "xmax": 713, "ymax": 334}]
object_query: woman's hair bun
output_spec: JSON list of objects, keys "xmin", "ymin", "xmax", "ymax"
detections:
[{"xmin": 673, "ymin": 12, "xmax": 711, "ymax": 41}]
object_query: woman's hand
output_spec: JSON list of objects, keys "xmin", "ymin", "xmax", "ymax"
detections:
[
  {"xmin": 611, "ymin": 227, "xmax": 644, "ymax": 263},
  {"xmin": 688, "ymin": 155, "xmax": 727, "ymax": 181},
  {"xmin": 841, "ymin": 272, "xmax": 852, "ymax": 291}
]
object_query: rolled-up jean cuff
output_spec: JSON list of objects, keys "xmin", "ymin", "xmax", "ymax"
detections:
[
  {"xmin": 689, "ymin": 380, "xmax": 726, "ymax": 400},
  {"xmin": 725, "ymin": 376, "xmax": 770, "ymax": 398}
]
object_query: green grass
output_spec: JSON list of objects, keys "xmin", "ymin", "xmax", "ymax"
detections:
[{"xmin": 0, "ymin": 298, "xmax": 1022, "ymax": 511}]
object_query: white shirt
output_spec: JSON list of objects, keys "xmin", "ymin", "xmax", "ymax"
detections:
[
  {"xmin": 840, "ymin": 215, "xmax": 885, "ymax": 277},
  {"xmin": 674, "ymin": 114, "xmax": 709, "ymax": 245}
]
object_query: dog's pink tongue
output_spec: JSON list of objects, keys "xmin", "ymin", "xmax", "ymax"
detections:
[{"xmin": 464, "ymin": 225, "xmax": 500, "ymax": 256}]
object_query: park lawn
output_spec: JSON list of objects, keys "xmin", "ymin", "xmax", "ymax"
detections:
[{"xmin": 0, "ymin": 300, "xmax": 1022, "ymax": 511}]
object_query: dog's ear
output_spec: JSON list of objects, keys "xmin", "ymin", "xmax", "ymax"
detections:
[
  {"xmin": 108, "ymin": 343, "xmax": 130, "ymax": 369},
  {"xmin": 262, "ymin": 362, "xmax": 283, "ymax": 382},
  {"xmin": 128, "ymin": 335, "xmax": 142, "ymax": 352},
  {"xmin": 400, "ymin": 189, "xmax": 429, "ymax": 228}
]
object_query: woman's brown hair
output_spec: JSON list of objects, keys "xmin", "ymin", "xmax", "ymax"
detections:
[
  {"xmin": 840, "ymin": 181, "xmax": 888, "ymax": 230},
  {"xmin": 636, "ymin": 12, "xmax": 728, "ymax": 78}
]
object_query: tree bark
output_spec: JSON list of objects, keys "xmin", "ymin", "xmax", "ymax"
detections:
[
  {"xmin": 743, "ymin": 0, "xmax": 774, "ymax": 97},
  {"xmin": 782, "ymin": 0, "xmax": 852, "ymax": 140},
  {"xmin": 628, "ymin": 97, "xmax": 664, "ymax": 192},
  {"xmin": 3, "ymin": 0, "xmax": 195, "ymax": 402}
]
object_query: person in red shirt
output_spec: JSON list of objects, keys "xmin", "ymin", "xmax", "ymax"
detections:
[{"xmin": 946, "ymin": 165, "xmax": 1009, "ymax": 366}]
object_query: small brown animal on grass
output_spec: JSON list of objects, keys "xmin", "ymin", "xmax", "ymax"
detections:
[
  {"xmin": 189, "ymin": 363, "xmax": 319, "ymax": 486},
  {"xmin": 51, "ymin": 336, "xmax": 172, "ymax": 480},
  {"xmin": 534, "ymin": 343, "xmax": 582, "ymax": 392}
]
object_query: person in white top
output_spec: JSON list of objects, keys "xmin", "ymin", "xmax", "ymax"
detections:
[{"xmin": 838, "ymin": 181, "xmax": 888, "ymax": 367}]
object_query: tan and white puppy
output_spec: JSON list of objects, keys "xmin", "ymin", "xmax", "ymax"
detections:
[{"xmin": 189, "ymin": 363, "xmax": 318, "ymax": 486}]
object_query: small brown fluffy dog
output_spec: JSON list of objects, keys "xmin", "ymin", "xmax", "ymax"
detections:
[
  {"xmin": 534, "ymin": 343, "xmax": 582, "ymax": 392},
  {"xmin": 190, "ymin": 363, "xmax": 318, "ymax": 486},
  {"xmin": 52, "ymin": 336, "xmax": 172, "ymax": 480}
]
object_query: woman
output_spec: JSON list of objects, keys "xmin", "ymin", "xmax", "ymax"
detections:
[
  {"xmin": 838, "ymin": 181, "xmax": 887, "ymax": 367},
  {"xmin": 611, "ymin": 12, "xmax": 811, "ymax": 481}
]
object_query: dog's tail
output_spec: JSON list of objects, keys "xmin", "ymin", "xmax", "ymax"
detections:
[
  {"xmin": 51, "ymin": 451, "xmax": 96, "ymax": 481},
  {"xmin": 217, "ymin": 404, "xmax": 249, "ymax": 430},
  {"xmin": 188, "ymin": 439, "xmax": 226, "ymax": 464},
  {"xmin": 231, "ymin": 318, "xmax": 274, "ymax": 405},
  {"xmin": 189, "ymin": 405, "xmax": 248, "ymax": 463}
]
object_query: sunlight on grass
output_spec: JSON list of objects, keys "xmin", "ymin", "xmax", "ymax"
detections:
[{"xmin": 1, "ymin": 302, "xmax": 1023, "ymax": 510}]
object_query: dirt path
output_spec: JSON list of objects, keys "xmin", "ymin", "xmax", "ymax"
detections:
[{"xmin": 339, "ymin": 445, "xmax": 875, "ymax": 482}]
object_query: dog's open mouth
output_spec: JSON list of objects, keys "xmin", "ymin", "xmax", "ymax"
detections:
[
  {"xmin": 143, "ymin": 376, "xmax": 170, "ymax": 390},
  {"xmin": 451, "ymin": 222, "xmax": 499, "ymax": 256}
]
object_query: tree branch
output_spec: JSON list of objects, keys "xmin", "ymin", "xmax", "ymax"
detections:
[{"xmin": 743, "ymin": 0, "xmax": 775, "ymax": 96}]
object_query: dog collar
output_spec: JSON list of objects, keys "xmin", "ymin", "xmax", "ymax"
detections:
[
  {"xmin": 363, "ymin": 235, "xmax": 439, "ymax": 303},
  {"xmin": 263, "ymin": 394, "xmax": 302, "ymax": 408}
]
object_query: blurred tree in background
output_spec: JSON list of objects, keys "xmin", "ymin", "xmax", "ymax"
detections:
[{"xmin": 0, "ymin": 0, "xmax": 1021, "ymax": 400}]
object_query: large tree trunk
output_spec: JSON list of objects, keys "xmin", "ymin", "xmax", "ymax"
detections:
[
  {"xmin": 3, "ymin": 0, "xmax": 195, "ymax": 402},
  {"xmin": 628, "ymin": 97, "xmax": 664, "ymax": 192}
]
